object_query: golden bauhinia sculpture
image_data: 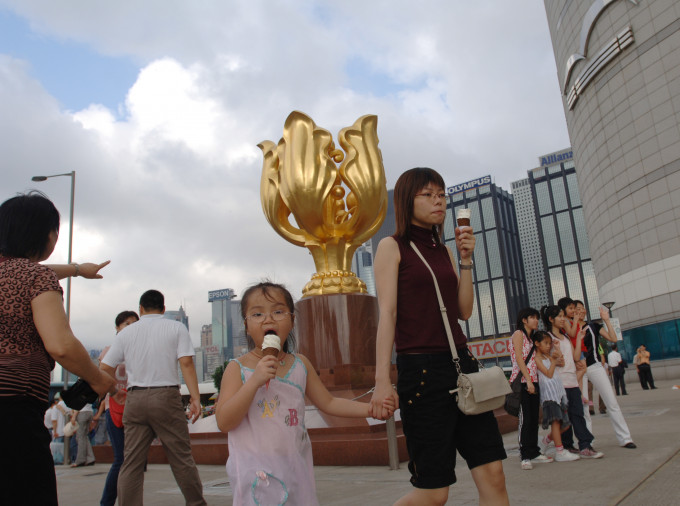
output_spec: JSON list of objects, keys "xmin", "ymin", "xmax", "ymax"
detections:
[{"xmin": 259, "ymin": 111, "xmax": 387, "ymax": 297}]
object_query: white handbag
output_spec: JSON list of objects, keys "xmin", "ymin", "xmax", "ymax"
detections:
[{"xmin": 410, "ymin": 242, "xmax": 511, "ymax": 415}]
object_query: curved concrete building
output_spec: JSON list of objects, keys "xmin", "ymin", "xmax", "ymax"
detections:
[{"xmin": 544, "ymin": 1, "xmax": 680, "ymax": 361}]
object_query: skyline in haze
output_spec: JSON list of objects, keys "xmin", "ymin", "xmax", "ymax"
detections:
[{"xmin": 1, "ymin": 1, "xmax": 571, "ymax": 349}]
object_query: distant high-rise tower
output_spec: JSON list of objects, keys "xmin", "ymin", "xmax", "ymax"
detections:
[
  {"xmin": 164, "ymin": 306, "xmax": 189, "ymax": 330},
  {"xmin": 513, "ymin": 148, "xmax": 601, "ymax": 317},
  {"xmin": 446, "ymin": 176, "xmax": 528, "ymax": 358},
  {"xmin": 200, "ymin": 324, "xmax": 212, "ymax": 347}
]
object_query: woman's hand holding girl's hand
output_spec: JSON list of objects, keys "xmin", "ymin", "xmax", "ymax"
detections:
[
  {"xmin": 369, "ymin": 381, "xmax": 399, "ymax": 420},
  {"xmin": 251, "ymin": 355, "xmax": 279, "ymax": 388},
  {"xmin": 454, "ymin": 227, "xmax": 476, "ymax": 260}
]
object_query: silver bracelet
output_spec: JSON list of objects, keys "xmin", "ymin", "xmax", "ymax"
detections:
[{"xmin": 71, "ymin": 263, "xmax": 80, "ymax": 277}]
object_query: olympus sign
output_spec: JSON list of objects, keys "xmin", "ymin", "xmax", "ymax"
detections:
[{"xmin": 447, "ymin": 175, "xmax": 491, "ymax": 196}]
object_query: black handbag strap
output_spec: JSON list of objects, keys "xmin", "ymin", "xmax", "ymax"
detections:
[
  {"xmin": 512, "ymin": 344, "xmax": 535, "ymax": 386},
  {"xmin": 409, "ymin": 241, "xmax": 462, "ymax": 372}
]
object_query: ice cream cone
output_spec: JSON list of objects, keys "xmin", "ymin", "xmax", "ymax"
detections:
[{"xmin": 262, "ymin": 334, "xmax": 281, "ymax": 389}]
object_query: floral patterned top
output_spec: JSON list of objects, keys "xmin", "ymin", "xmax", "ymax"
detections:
[{"xmin": 509, "ymin": 330, "xmax": 538, "ymax": 383}]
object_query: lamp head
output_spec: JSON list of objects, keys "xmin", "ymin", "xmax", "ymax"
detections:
[
  {"xmin": 602, "ymin": 301, "xmax": 615, "ymax": 310},
  {"xmin": 31, "ymin": 176, "xmax": 47, "ymax": 182}
]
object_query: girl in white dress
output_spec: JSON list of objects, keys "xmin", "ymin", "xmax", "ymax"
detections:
[
  {"xmin": 533, "ymin": 331, "xmax": 580, "ymax": 463},
  {"xmin": 215, "ymin": 282, "xmax": 394, "ymax": 505}
]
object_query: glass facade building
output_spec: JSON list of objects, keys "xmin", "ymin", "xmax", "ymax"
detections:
[
  {"xmin": 446, "ymin": 180, "xmax": 528, "ymax": 365},
  {"xmin": 209, "ymin": 288, "xmax": 245, "ymax": 364},
  {"xmin": 513, "ymin": 148, "xmax": 601, "ymax": 319}
]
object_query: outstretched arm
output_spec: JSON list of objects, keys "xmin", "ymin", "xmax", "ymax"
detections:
[
  {"xmin": 302, "ymin": 355, "xmax": 392, "ymax": 418},
  {"xmin": 47, "ymin": 260, "xmax": 111, "ymax": 280}
]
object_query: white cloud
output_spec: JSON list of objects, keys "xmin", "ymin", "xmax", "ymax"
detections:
[{"xmin": 0, "ymin": 1, "xmax": 571, "ymax": 350}]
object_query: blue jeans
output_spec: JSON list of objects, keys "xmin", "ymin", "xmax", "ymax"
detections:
[
  {"xmin": 561, "ymin": 387, "xmax": 594, "ymax": 450},
  {"xmin": 100, "ymin": 409, "xmax": 125, "ymax": 506}
]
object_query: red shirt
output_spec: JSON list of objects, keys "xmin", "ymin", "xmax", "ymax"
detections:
[
  {"xmin": 0, "ymin": 257, "xmax": 62, "ymax": 403},
  {"xmin": 393, "ymin": 226, "xmax": 467, "ymax": 354}
]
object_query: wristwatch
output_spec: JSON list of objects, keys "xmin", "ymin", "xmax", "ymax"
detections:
[{"xmin": 459, "ymin": 259, "xmax": 473, "ymax": 270}]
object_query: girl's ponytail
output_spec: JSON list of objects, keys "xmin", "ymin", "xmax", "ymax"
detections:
[{"xmin": 540, "ymin": 305, "xmax": 560, "ymax": 330}]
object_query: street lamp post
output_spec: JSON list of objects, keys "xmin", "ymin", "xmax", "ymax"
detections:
[
  {"xmin": 32, "ymin": 171, "xmax": 75, "ymax": 466},
  {"xmin": 602, "ymin": 301, "xmax": 616, "ymax": 319}
]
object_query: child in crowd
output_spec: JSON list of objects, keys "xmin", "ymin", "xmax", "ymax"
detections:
[
  {"xmin": 541, "ymin": 305, "xmax": 604, "ymax": 458},
  {"xmin": 533, "ymin": 331, "xmax": 580, "ymax": 463},
  {"xmin": 558, "ymin": 297, "xmax": 588, "ymax": 402},
  {"xmin": 215, "ymin": 281, "xmax": 394, "ymax": 505}
]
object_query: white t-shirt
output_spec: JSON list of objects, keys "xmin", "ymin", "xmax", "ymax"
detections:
[
  {"xmin": 551, "ymin": 332, "xmax": 578, "ymax": 388},
  {"xmin": 44, "ymin": 406, "xmax": 54, "ymax": 429},
  {"xmin": 51, "ymin": 401, "xmax": 69, "ymax": 437},
  {"xmin": 102, "ymin": 314, "xmax": 195, "ymax": 388},
  {"xmin": 608, "ymin": 350, "xmax": 622, "ymax": 369}
]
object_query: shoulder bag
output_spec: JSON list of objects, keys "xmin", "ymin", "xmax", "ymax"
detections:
[
  {"xmin": 410, "ymin": 242, "xmax": 511, "ymax": 415},
  {"xmin": 504, "ymin": 344, "xmax": 535, "ymax": 417}
]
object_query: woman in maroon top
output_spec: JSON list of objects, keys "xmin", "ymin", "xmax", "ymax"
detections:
[
  {"xmin": 369, "ymin": 168, "xmax": 508, "ymax": 505},
  {"xmin": 0, "ymin": 192, "xmax": 115, "ymax": 506}
]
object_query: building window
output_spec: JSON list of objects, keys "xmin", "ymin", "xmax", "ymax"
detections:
[
  {"xmin": 572, "ymin": 207, "xmax": 590, "ymax": 258},
  {"xmin": 556, "ymin": 211, "xmax": 577, "ymax": 263},
  {"xmin": 481, "ymin": 197, "xmax": 496, "ymax": 229},
  {"xmin": 549, "ymin": 267, "xmax": 566, "ymax": 301},
  {"xmin": 551, "ymin": 177, "xmax": 568, "ymax": 212},
  {"xmin": 541, "ymin": 216, "xmax": 560, "ymax": 267},
  {"xmin": 566, "ymin": 172, "xmax": 581, "ymax": 207},
  {"xmin": 536, "ymin": 181, "xmax": 552, "ymax": 216},
  {"xmin": 565, "ymin": 263, "xmax": 584, "ymax": 302}
]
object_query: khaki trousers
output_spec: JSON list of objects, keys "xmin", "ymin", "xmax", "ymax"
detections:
[{"xmin": 117, "ymin": 387, "xmax": 205, "ymax": 506}]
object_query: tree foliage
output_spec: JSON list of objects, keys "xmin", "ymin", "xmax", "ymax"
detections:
[{"xmin": 212, "ymin": 361, "xmax": 229, "ymax": 391}]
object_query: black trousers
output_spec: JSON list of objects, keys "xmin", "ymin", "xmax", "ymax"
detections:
[
  {"xmin": 518, "ymin": 383, "xmax": 541, "ymax": 460},
  {"xmin": 612, "ymin": 367, "xmax": 627, "ymax": 395},
  {"xmin": 638, "ymin": 363, "xmax": 656, "ymax": 389},
  {"xmin": 0, "ymin": 396, "xmax": 57, "ymax": 506}
]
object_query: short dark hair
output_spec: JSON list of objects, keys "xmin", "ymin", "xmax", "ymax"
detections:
[
  {"xmin": 0, "ymin": 192, "xmax": 60, "ymax": 259},
  {"xmin": 240, "ymin": 281, "xmax": 296, "ymax": 353},
  {"xmin": 115, "ymin": 310, "xmax": 139, "ymax": 328},
  {"xmin": 611, "ymin": 343, "xmax": 618, "ymax": 351},
  {"xmin": 139, "ymin": 290, "xmax": 164, "ymax": 311},
  {"xmin": 394, "ymin": 168, "xmax": 446, "ymax": 243},
  {"xmin": 557, "ymin": 297, "xmax": 575, "ymax": 311}
]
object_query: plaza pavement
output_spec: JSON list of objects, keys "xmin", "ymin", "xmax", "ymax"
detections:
[{"xmin": 57, "ymin": 378, "xmax": 680, "ymax": 505}]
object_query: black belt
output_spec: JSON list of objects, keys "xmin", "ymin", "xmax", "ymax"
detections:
[{"xmin": 128, "ymin": 385, "xmax": 179, "ymax": 391}]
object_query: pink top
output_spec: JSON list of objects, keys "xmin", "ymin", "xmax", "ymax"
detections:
[
  {"xmin": 226, "ymin": 355, "xmax": 318, "ymax": 506},
  {"xmin": 509, "ymin": 330, "xmax": 537, "ymax": 383}
]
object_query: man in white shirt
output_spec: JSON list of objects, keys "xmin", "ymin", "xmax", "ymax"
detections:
[
  {"xmin": 607, "ymin": 344, "xmax": 627, "ymax": 396},
  {"xmin": 101, "ymin": 289, "xmax": 205, "ymax": 506}
]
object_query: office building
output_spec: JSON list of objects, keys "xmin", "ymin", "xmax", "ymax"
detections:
[
  {"xmin": 200, "ymin": 324, "xmax": 212, "ymax": 347},
  {"xmin": 512, "ymin": 148, "xmax": 601, "ymax": 318},
  {"xmin": 544, "ymin": 1, "xmax": 680, "ymax": 360},
  {"xmin": 446, "ymin": 176, "xmax": 528, "ymax": 365},
  {"xmin": 164, "ymin": 306, "xmax": 189, "ymax": 330},
  {"xmin": 352, "ymin": 241, "xmax": 376, "ymax": 296},
  {"xmin": 209, "ymin": 288, "xmax": 246, "ymax": 364}
]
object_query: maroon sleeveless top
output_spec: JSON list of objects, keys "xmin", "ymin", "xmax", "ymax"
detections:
[{"xmin": 394, "ymin": 225, "xmax": 468, "ymax": 354}]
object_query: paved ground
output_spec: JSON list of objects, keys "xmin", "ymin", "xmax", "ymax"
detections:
[{"xmin": 57, "ymin": 379, "xmax": 680, "ymax": 505}]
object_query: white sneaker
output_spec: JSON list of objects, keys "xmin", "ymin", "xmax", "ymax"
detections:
[
  {"xmin": 538, "ymin": 437, "xmax": 554, "ymax": 455},
  {"xmin": 531, "ymin": 454, "xmax": 554, "ymax": 464},
  {"xmin": 521, "ymin": 459, "xmax": 533, "ymax": 470},
  {"xmin": 555, "ymin": 449, "xmax": 580, "ymax": 462}
]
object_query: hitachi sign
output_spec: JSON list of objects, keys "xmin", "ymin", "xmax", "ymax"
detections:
[
  {"xmin": 447, "ymin": 175, "xmax": 491, "ymax": 196},
  {"xmin": 539, "ymin": 150, "xmax": 573, "ymax": 167}
]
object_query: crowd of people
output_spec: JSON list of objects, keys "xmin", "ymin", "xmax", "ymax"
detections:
[{"xmin": 0, "ymin": 172, "xmax": 654, "ymax": 505}]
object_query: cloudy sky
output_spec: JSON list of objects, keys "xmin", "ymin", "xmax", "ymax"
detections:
[{"xmin": 1, "ymin": 1, "xmax": 570, "ymax": 350}]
